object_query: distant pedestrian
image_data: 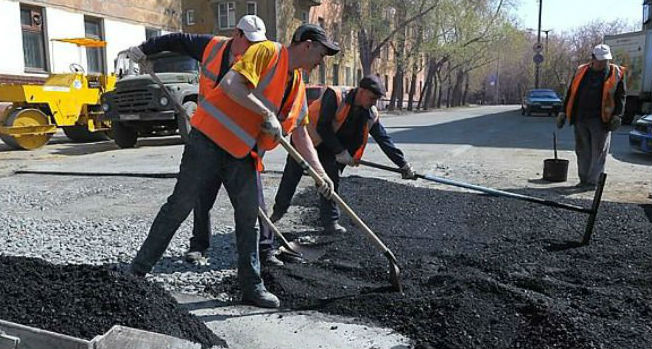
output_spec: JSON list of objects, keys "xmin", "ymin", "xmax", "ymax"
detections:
[{"xmin": 556, "ymin": 44, "xmax": 626, "ymax": 188}]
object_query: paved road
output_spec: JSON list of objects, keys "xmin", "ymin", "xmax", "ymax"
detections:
[{"xmin": 1, "ymin": 105, "xmax": 649, "ymax": 349}]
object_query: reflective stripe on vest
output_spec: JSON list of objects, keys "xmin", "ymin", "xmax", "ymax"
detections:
[
  {"xmin": 307, "ymin": 87, "xmax": 378, "ymax": 162},
  {"xmin": 565, "ymin": 63, "xmax": 624, "ymax": 123},
  {"xmin": 190, "ymin": 42, "xmax": 307, "ymax": 158},
  {"xmin": 198, "ymin": 36, "xmax": 229, "ymax": 99}
]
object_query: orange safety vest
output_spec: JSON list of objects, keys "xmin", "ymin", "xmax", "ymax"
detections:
[
  {"xmin": 307, "ymin": 87, "xmax": 378, "ymax": 162},
  {"xmin": 191, "ymin": 42, "xmax": 309, "ymax": 160},
  {"xmin": 198, "ymin": 36, "xmax": 230, "ymax": 98},
  {"xmin": 565, "ymin": 63, "xmax": 625, "ymax": 123}
]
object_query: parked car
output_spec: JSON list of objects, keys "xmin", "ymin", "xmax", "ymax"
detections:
[
  {"xmin": 521, "ymin": 89, "xmax": 562, "ymax": 116},
  {"xmin": 629, "ymin": 114, "xmax": 652, "ymax": 153}
]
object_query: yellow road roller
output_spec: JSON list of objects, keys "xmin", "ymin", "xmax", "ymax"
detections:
[{"xmin": 0, "ymin": 38, "xmax": 116, "ymax": 150}]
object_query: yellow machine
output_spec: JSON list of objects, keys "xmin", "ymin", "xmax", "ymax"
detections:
[{"xmin": 0, "ymin": 38, "xmax": 116, "ymax": 150}]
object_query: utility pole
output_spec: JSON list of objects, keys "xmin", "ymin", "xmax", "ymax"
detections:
[{"xmin": 535, "ymin": 0, "xmax": 543, "ymax": 89}]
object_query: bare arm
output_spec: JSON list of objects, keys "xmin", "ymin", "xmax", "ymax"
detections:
[
  {"xmin": 219, "ymin": 70, "xmax": 276, "ymax": 119},
  {"xmin": 291, "ymin": 126, "xmax": 327, "ymax": 177}
]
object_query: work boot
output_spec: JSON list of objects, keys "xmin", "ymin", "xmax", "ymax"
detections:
[
  {"xmin": 260, "ymin": 248, "xmax": 284, "ymax": 267},
  {"xmin": 185, "ymin": 249, "xmax": 207, "ymax": 264},
  {"xmin": 323, "ymin": 221, "xmax": 347, "ymax": 234},
  {"xmin": 242, "ymin": 289, "xmax": 280, "ymax": 308}
]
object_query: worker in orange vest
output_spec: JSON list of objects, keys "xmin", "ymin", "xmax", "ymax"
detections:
[
  {"xmin": 127, "ymin": 16, "xmax": 284, "ymax": 267},
  {"xmin": 270, "ymin": 75, "xmax": 416, "ymax": 233},
  {"xmin": 557, "ymin": 44, "xmax": 626, "ymax": 188},
  {"xmin": 130, "ymin": 24, "xmax": 340, "ymax": 308}
]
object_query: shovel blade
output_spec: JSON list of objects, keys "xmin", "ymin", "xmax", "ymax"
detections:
[{"xmin": 278, "ymin": 241, "xmax": 326, "ymax": 262}]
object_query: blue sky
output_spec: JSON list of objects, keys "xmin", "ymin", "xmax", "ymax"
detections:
[{"xmin": 514, "ymin": 0, "xmax": 643, "ymax": 33}]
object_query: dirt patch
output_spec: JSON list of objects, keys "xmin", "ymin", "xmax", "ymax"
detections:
[
  {"xmin": 0, "ymin": 256, "xmax": 226, "ymax": 348},
  {"xmin": 212, "ymin": 177, "xmax": 652, "ymax": 349}
]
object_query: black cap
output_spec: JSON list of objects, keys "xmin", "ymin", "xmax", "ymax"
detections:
[
  {"xmin": 359, "ymin": 75, "xmax": 386, "ymax": 96},
  {"xmin": 292, "ymin": 24, "xmax": 340, "ymax": 56}
]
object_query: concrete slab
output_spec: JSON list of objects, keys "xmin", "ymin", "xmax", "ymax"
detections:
[{"xmin": 174, "ymin": 294, "xmax": 411, "ymax": 349}]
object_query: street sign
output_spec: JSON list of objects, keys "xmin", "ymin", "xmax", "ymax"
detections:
[
  {"xmin": 533, "ymin": 53, "xmax": 544, "ymax": 64},
  {"xmin": 533, "ymin": 42, "xmax": 543, "ymax": 52}
]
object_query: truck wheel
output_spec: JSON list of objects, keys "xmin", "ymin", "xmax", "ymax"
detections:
[
  {"xmin": 177, "ymin": 101, "xmax": 196, "ymax": 143},
  {"xmin": 112, "ymin": 122, "xmax": 138, "ymax": 148},
  {"xmin": 63, "ymin": 125, "xmax": 110, "ymax": 143}
]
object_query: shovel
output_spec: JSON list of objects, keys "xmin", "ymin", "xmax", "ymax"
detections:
[
  {"xmin": 278, "ymin": 137, "xmax": 402, "ymax": 292},
  {"xmin": 257, "ymin": 207, "xmax": 325, "ymax": 262}
]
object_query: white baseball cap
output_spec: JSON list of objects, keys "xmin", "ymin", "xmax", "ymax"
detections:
[
  {"xmin": 592, "ymin": 44, "xmax": 612, "ymax": 61},
  {"xmin": 236, "ymin": 15, "xmax": 267, "ymax": 42}
]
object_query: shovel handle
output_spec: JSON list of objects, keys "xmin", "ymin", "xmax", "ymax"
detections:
[
  {"xmin": 278, "ymin": 137, "xmax": 397, "ymax": 263},
  {"xmin": 257, "ymin": 207, "xmax": 302, "ymax": 256},
  {"xmin": 141, "ymin": 63, "xmax": 191, "ymax": 122}
]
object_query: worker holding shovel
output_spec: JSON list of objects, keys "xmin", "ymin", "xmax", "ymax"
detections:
[
  {"xmin": 130, "ymin": 24, "xmax": 340, "ymax": 308},
  {"xmin": 269, "ymin": 75, "xmax": 417, "ymax": 234},
  {"xmin": 126, "ymin": 16, "xmax": 286, "ymax": 267}
]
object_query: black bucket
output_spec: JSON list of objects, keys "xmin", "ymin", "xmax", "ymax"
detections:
[
  {"xmin": 543, "ymin": 132, "xmax": 569, "ymax": 182},
  {"xmin": 543, "ymin": 158, "xmax": 569, "ymax": 182}
]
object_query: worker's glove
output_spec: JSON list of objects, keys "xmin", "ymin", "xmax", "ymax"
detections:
[
  {"xmin": 127, "ymin": 46, "xmax": 147, "ymax": 64},
  {"xmin": 556, "ymin": 112, "xmax": 566, "ymax": 129},
  {"xmin": 315, "ymin": 174, "xmax": 334, "ymax": 200},
  {"xmin": 606, "ymin": 115, "xmax": 621, "ymax": 131},
  {"xmin": 400, "ymin": 163, "xmax": 417, "ymax": 180},
  {"xmin": 261, "ymin": 112, "xmax": 283, "ymax": 141},
  {"xmin": 335, "ymin": 150, "xmax": 355, "ymax": 166}
]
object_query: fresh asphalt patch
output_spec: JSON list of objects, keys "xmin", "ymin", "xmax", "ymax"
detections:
[{"xmin": 211, "ymin": 177, "xmax": 651, "ymax": 349}]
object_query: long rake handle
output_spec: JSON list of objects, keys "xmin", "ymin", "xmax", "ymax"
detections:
[
  {"xmin": 359, "ymin": 160, "xmax": 592, "ymax": 214},
  {"xmin": 278, "ymin": 137, "xmax": 398, "ymax": 264}
]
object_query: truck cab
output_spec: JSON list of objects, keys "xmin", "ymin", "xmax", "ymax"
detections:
[{"xmin": 101, "ymin": 51, "xmax": 199, "ymax": 148}]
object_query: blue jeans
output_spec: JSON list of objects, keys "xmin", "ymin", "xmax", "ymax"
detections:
[
  {"xmin": 131, "ymin": 129, "xmax": 264, "ymax": 293},
  {"xmin": 190, "ymin": 170, "xmax": 273, "ymax": 253},
  {"xmin": 273, "ymin": 146, "xmax": 342, "ymax": 225}
]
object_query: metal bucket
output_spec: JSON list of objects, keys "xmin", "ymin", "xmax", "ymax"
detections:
[{"xmin": 543, "ymin": 158, "xmax": 569, "ymax": 182}]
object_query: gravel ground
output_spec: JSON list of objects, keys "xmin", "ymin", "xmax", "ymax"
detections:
[
  {"xmin": 0, "ymin": 174, "xmax": 238, "ymax": 297},
  {"xmin": 210, "ymin": 177, "xmax": 652, "ymax": 349}
]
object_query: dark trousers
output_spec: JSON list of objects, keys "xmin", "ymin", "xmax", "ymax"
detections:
[
  {"xmin": 190, "ymin": 170, "xmax": 272, "ymax": 253},
  {"xmin": 131, "ymin": 129, "xmax": 264, "ymax": 293},
  {"xmin": 273, "ymin": 146, "xmax": 342, "ymax": 225}
]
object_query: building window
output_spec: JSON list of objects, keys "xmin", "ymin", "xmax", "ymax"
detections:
[
  {"xmin": 332, "ymin": 64, "xmax": 339, "ymax": 85},
  {"xmin": 319, "ymin": 63, "xmax": 326, "ymax": 84},
  {"xmin": 357, "ymin": 69, "xmax": 362, "ymax": 81},
  {"xmin": 20, "ymin": 5, "xmax": 47, "ymax": 72},
  {"xmin": 219, "ymin": 2, "xmax": 236, "ymax": 29},
  {"xmin": 186, "ymin": 9, "xmax": 195, "ymax": 26},
  {"xmin": 146, "ymin": 28, "xmax": 161, "ymax": 39},
  {"xmin": 300, "ymin": 11, "xmax": 309, "ymax": 24},
  {"xmin": 84, "ymin": 16, "xmax": 105, "ymax": 74},
  {"xmin": 303, "ymin": 71, "xmax": 310, "ymax": 84},
  {"xmin": 318, "ymin": 17, "xmax": 325, "ymax": 28},
  {"xmin": 645, "ymin": 2, "xmax": 651, "ymax": 24},
  {"xmin": 384, "ymin": 75, "xmax": 389, "ymax": 91},
  {"xmin": 247, "ymin": 2, "xmax": 257, "ymax": 15}
]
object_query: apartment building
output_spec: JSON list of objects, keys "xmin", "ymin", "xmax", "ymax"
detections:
[
  {"xmin": 0, "ymin": 0, "xmax": 182, "ymax": 84},
  {"xmin": 182, "ymin": 0, "xmax": 320, "ymax": 43}
]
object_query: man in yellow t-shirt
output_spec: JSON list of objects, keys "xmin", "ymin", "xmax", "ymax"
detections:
[{"xmin": 131, "ymin": 24, "xmax": 340, "ymax": 309}]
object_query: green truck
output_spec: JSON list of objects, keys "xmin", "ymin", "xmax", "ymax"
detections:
[{"xmin": 101, "ymin": 51, "xmax": 199, "ymax": 148}]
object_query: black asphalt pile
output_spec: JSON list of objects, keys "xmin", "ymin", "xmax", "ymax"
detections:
[
  {"xmin": 214, "ymin": 177, "xmax": 652, "ymax": 349},
  {"xmin": 0, "ymin": 256, "xmax": 226, "ymax": 348}
]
